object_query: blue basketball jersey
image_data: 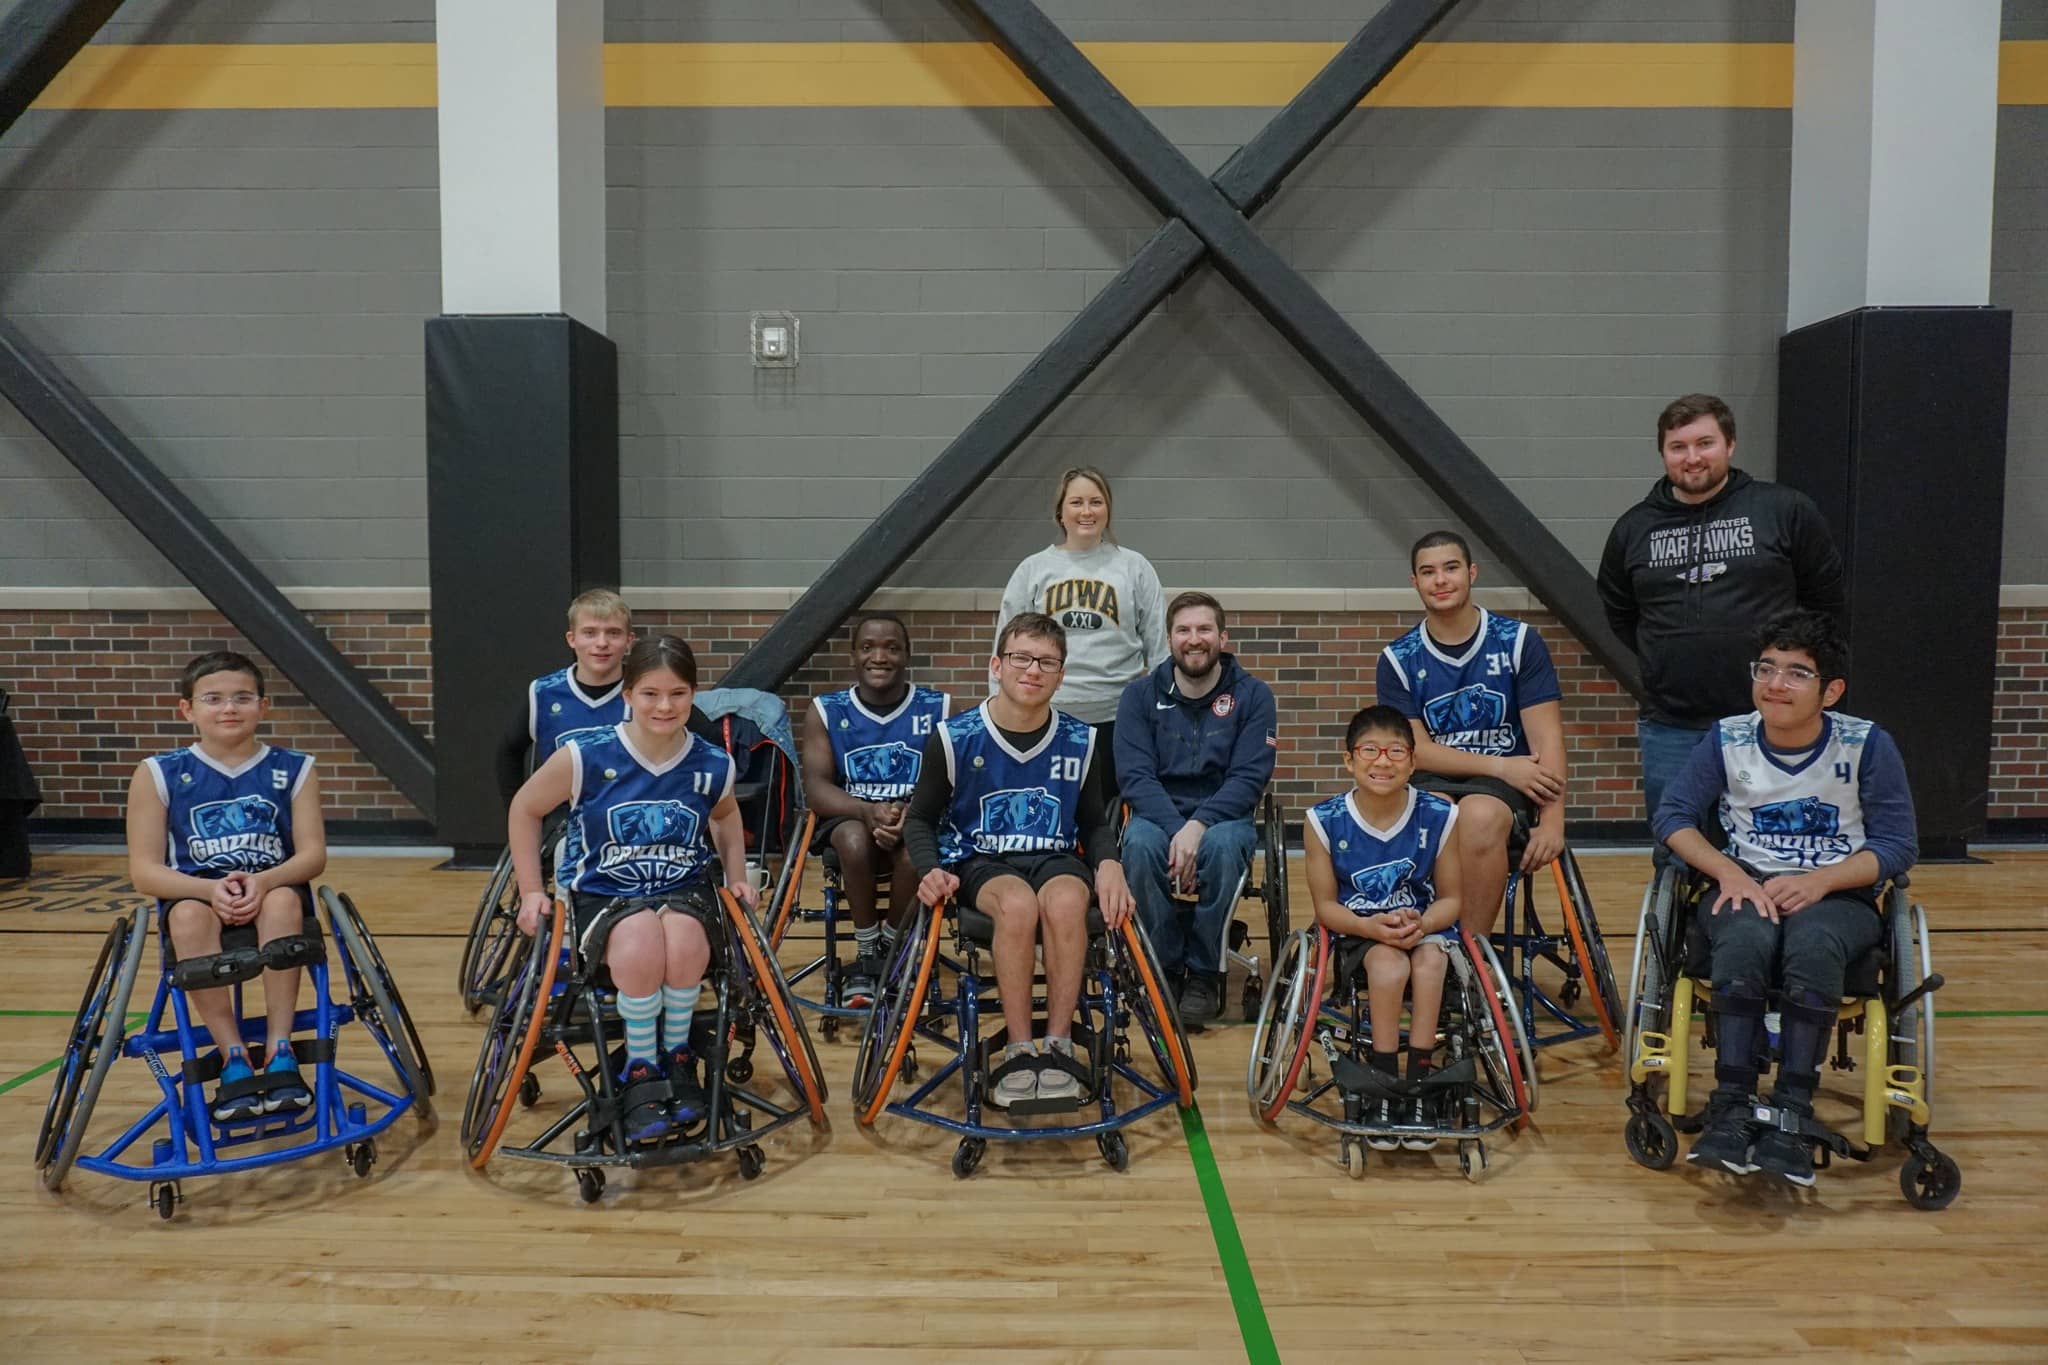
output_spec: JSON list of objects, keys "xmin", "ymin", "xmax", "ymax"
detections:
[
  {"xmin": 1376, "ymin": 608, "xmax": 1561, "ymax": 758},
  {"xmin": 1305, "ymin": 788, "xmax": 1458, "ymax": 916},
  {"xmin": 559, "ymin": 725, "xmax": 735, "ymax": 899},
  {"xmin": 814, "ymin": 685, "xmax": 950, "ymax": 802},
  {"xmin": 935, "ymin": 704, "xmax": 1096, "ymax": 865},
  {"xmin": 529, "ymin": 666, "xmax": 629, "ymax": 757},
  {"xmin": 146, "ymin": 744, "xmax": 314, "ymax": 878}
]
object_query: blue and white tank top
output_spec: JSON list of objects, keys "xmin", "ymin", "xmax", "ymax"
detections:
[
  {"xmin": 1305, "ymin": 788, "xmax": 1458, "ymax": 915},
  {"xmin": 813, "ymin": 685, "xmax": 950, "ymax": 801},
  {"xmin": 559, "ymin": 726, "xmax": 735, "ymax": 899},
  {"xmin": 935, "ymin": 704, "xmax": 1095, "ymax": 865},
  {"xmin": 146, "ymin": 744, "xmax": 314, "ymax": 878}
]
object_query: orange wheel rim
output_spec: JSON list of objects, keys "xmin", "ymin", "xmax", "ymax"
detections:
[
  {"xmin": 1122, "ymin": 919, "xmax": 1195, "ymax": 1107},
  {"xmin": 769, "ymin": 812, "xmax": 814, "ymax": 949},
  {"xmin": 1461, "ymin": 925, "xmax": 1529, "ymax": 1124},
  {"xmin": 1551, "ymin": 859, "xmax": 1618, "ymax": 1048},
  {"xmin": 470, "ymin": 900, "xmax": 563, "ymax": 1170},
  {"xmin": 1262, "ymin": 927, "xmax": 1328, "ymax": 1123},
  {"xmin": 726, "ymin": 890, "xmax": 827, "ymax": 1125},
  {"xmin": 858, "ymin": 903, "xmax": 944, "ymax": 1127}
]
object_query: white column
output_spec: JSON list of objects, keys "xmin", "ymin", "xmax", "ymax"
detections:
[
  {"xmin": 1787, "ymin": 0, "xmax": 2001, "ymax": 330},
  {"xmin": 435, "ymin": 0, "xmax": 606, "ymax": 332}
]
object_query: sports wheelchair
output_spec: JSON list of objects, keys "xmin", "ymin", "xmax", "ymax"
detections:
[
  {"xmin": 463, "ymin": 888, "xmax": 827, "ymax": 1200},
  {"xmin": 1490, "ymin": 823, "xmax": 1622, "ymax": 1051},
  {"xmin": 36, "ymin": 887, "xmax": 434, "ymax": 1219},
  {"xmin": 1621, "ymin": 865, "xmax": 1959, "ymax": 1209},
  {"xmin": 851, "ymin": 897, "xmax": 1197, "ymax": 1177},
  {"xmin": 1247, "ymin": 923, "xmax": 1533, "ymax": 1179},
  {"xmin": 1147, "ymin": 792, "xmax": 1291, "ymax": 1023},
  {"xmin": 761, "ymin": 808, "xmax": 881, "ymax": 1043},
  {"xmin": 459, "ymin": 688, "xmax": 803, "ymax": 1016}
]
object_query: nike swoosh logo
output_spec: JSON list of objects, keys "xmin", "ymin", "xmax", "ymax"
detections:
[{"xmin": 1156, "ymin": 701, "xmax": 1175, "ymax": 709}]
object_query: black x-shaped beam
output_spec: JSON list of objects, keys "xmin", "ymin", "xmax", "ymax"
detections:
[
  {"xmin": 722, "ymin": 0, "xmax": 1469, "ymax": 689},
  {"xmin": 728, "ymin": 0, "xmax": 1642, "ymax": 701}
]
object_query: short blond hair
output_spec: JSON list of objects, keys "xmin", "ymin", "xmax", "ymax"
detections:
[{"xmin": 565, "ymin": 588, "xmax": 631, "ymax": 629}]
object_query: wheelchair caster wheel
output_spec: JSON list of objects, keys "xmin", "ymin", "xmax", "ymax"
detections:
[
  {"xmin": 346, "ymin": 1141, "xmax": 376, "ymax": 1179},
  {"xmin": 1459, "ymin": 1141, "xmax": 1486, "ymax": 1181},
  {"xmin": 150, "ymin": 1181, "xmax": 181, "ymax": 1221},
  {"xmin": 902, "ymin": 1048, "xmax": 920, "ymax": 1083},
  {"xmin": 952, "ymin": 1138, "xmax": 986, "ymax": 1180},
  {"xmin": 1901, "ymin": 1149, "xmax": 1961, "ymax": 1210},
  {"xmin": 1559, "ymin": 978, "xmax": 1582, "ymax": 1008},
  {"xmin": 518, "ymin": 1072, "xmax": 541, "ymax": 1108},
  {"xmin": 576, "ymin": 1168, "xmax": 606, "ymax": 1204},
  {"xmin": 822, "ymin": 1017, "xmax": 840, "ymax": 1045},
  {"xmin": 1098, "ymin": 1131, "xmax": 1129, "ymax": 1173},
  {"xmin": 726, "ymin": 1058, "xmax": 754, "ymax": 1086},
  {"xmin": 737, "ymin": 1145, "xmax": 766, "ymax": 1181},
  {"xmin": 1341, "ymin": 1139, "xmax": 1367, "ymax": 1180},
  {"xmin": 1624, "ymin": 1111, "xmax": 1678, "ymax": 1171}
]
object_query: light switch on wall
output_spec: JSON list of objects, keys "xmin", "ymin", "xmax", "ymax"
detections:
[{"xmin": 750, "ymin": 311, "xmax": 799, "ymax": 368}]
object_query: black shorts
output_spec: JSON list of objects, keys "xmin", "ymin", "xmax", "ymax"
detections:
[
  {"xmin": 1414, "ymin": 773, "xmax": 1537, "ymax": 830},
  {"xmin": 568, "ymin": 885, "xmax": 721, "ymax": 962},
  {"xmin": 952, "ymin": 851, "xmax": 1091, "ymax": 909}
]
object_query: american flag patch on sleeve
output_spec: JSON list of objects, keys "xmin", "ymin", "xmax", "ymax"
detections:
[{"xmin": 1265, "ymin": 730, "xmax": 1278, "ymax": 749}]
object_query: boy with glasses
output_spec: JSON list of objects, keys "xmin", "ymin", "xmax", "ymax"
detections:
[
  {"xmin": 1653, "ymin": 610, "xmax": 1917, "ymax": 1187},
  {"xmin": 904, "ymin": 613, "xmax": 1134, "ymax": 1109}
]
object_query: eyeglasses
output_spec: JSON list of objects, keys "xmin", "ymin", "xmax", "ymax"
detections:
[
  {"xmin": 1750, "ymin": 661, "xmax": 1821, "ymax": 688},
  {"xmin": 999, "ymin": 652, "xmax": 1065, "ymax": 675},
  {"xmin": 194, "ymin": 692, "xmax": 261, "ymax": 708},
  {"xmin": 1351, "ymin": 743, "xmax": 1412, "ymax": 763}
]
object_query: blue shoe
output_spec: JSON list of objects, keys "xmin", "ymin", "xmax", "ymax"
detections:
[
  {"xmin": 211, "ymin": 1050, "xmax": 264, "ymax": 1123},
  {"xmin": 666, "ymin": 1046, "xmax": 708, "ymax": 1128},
  {"xmin": 618, "ymin": 1057, "xmax": 672, "ymax": 1143},
  {"xmin": 263, "ymin": 1041, "xmax": 312, "ymax": 1113}
]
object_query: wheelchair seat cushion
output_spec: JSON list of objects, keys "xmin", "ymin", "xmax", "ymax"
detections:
[{"xmin": 957, "ymin": 901, "xmax": 1107, "ymax": 948}]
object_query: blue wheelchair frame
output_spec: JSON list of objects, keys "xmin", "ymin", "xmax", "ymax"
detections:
[
  {"xmin": 1490, "ymin": 844, "xmax": 1622, "ymax": 1052},
  {"xmin": 40, "ymin": 888, "xmax": 432, "ymax": 1217}
]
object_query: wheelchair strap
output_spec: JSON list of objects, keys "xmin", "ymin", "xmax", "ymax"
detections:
[
  {"xmin": 1708, "ymin": 987, "xmax": 1768, "ymax": 1018},
  {"xmin": 169, "ymin": 933, "xmax": 325, "ymax": 993}
]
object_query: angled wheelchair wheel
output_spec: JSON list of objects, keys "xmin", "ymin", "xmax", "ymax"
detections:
[
  {"xmin": 1462, "ymin": 926, "xmax": 1532, "ymax": 1121},
  {"xmin": 855, "ymin": 903, "xmax": 942, "ymax": 1126},
  {"xmin": 723, "ymin": 889, "xmax": 827, "ymax": 1125},
  {"xmin": 323, "ymin": 888, "xmax": 435, "ymax": 1112},
  {"xmin": 1121, "ymin": 917, "xmax": 1196, "ymax": 1105},
  {"xmin": 1248, "ymin": 927, "xmax": 1324, "ymax": 1123},
  {"xmin": 464, "ymin": 902, "xmax": 562, "ymax": 1168},
  {"xmin": 1624, "ymin": 867, "xmax": 1681, "ymax": 1072},
  {"xmin": 767, "ymin": 810, "xmax": 815, "ymax": 950},
  {"xmin": 1259, "ymin": 794, "xmax": 1290, "ymax": 966},
  {"xmin": 1889, "ymin": 894, "xmax": 1936, "ymax": 1108},
  {"xmin": 458, "ymin": 848, "xmax": 517, "ymax": 1011},
  {"xmin": 1552, "ymin": 851, "xmax": 1621, "ymax": 1049},
  {"xmin": 38, "ymin": 909, "xmax": 149, "ymax": 1188}
]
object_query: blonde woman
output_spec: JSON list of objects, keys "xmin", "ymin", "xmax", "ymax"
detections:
[{"xmin": 997, "ymin": 467, "xmax": 1166, "ymax": 790}]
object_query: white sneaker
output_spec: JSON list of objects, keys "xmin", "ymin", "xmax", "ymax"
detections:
[
  {"xmin": 1037, "ymin": 1036, "xmax": 1082, "ymax": 1103},
  {"xmin": 990, "ymin": 1040, "xmax": 1038, "ymax": 1109}
]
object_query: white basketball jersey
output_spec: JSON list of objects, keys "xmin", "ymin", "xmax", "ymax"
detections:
[{"xmin": 1715, "ymin": 711, "xmax": 1873, "ymax": 877}]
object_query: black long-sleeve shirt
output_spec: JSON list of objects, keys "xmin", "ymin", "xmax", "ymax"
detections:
[{"xmin": 904, "ymin": 715, "xmax": 1118, "ymax": 877}]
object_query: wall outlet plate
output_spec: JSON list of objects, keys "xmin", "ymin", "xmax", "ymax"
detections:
[{"xmin": 750, "ymin": 311, "xmax": 799, "ymax": 368}]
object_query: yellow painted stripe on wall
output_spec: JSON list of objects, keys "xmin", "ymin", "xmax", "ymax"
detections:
[{"xmin": 25, "ymin": 40, "xmax": 2048, "ymax": 112}]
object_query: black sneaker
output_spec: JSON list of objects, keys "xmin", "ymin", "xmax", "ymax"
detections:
[
  {"xmin": 618, "ymin": 1057, "xmax": 672, "ymax": 1143},
  {"xmin": 1751, "ymin": 1124, "xmax": 1817, "ymax": 1187},
  {"xmin": 1686, "ymin": 1102, "xmax": 1759, "ymax": 1175},
  {"xmin": 1179, "ymin": 973, "xmax": 1223, "ymax": 1027},
  {"xmin": 1365, "ymin": 1096, "xmax": 1400, "ymax": 1152},
  {"xmin": 666, "ymin": 1047, "xmax": 708, "ymax": 1128},
  {"xmin": 1399, "ymin": 1093, "xmax": 1437, "ymax": 1151},
  {"xmin": 841, "ymin": 949, "xmax": 884, "ymax": 1012}
]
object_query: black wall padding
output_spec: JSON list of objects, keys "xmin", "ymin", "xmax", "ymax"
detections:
[
  {"xmin": 427, "ymin": 315, "xmax": 619, "ymax": 858},
  {"xmin": 1777, "ymin": 306, "xmax": 2012, "ymax": 858}
]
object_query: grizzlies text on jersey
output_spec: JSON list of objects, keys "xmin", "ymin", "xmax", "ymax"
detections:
[
  {"xmin": 1376, "ymin": 608, "xmax": 1561, "ymax": 758},
  {"xmin": 814, "ymin": 685, "xmax": 950, "ymax": 802},
  {"xmin": 559, "ymin": 725, "xmax": 735, "ymax": 899},
  {"xmin": 529, "ymin": 666, "xmax": 629, "ymax": 758},
  {"xmin": 147, "ymin": 744, "xmax": 314, "ymax": 878},
  {"xmin": 1306, "ymin": 788, "xmax": 1459, "ymax": 917},
  {"xmin": 935, "ymin": 703, "xmax": 1096, "ymax": 864}
]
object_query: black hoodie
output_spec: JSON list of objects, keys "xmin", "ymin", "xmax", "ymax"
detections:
[{"xmin": 1597, "ymin": 468, "xmax": 1845, "ymax": 726}]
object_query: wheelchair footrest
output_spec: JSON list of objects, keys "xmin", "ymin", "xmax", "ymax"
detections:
[{"xmin": 1006, "ymin": 1091, "xmax": 1090, "ymax": 1118}]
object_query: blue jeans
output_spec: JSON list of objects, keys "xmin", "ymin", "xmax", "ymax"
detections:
[
  {"xmin": 1638, "ymin": 718, "xmax": 1716, "ymax": 867},
  {"xmin": 1121, "ymin": 815, "xmax": 1257, "ymax": 977}
]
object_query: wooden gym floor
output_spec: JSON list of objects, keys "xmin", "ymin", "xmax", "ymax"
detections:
[{"xmin": 1, "ymin": 848, "xmax": 2044, "ymax": 1363}]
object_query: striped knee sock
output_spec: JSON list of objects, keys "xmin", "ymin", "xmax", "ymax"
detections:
[
  {"xmin": 662, "ymin": 984, "xmax": 701, "ymax": 1055},
  {"xmin": 617, "ymin": 991, "xmax": 661, "ymax": 1064}
]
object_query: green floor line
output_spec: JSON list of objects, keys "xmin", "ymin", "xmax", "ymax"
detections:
[
  {"xmin": 1181, "ymin": 1104, "xmax": 1281, "ymax": 1365},
  {"xmin": 0, "ymin": 1009, "xmax": 88, "ymax": 1017},
  {"xmin": 0, "ymin": 1012, "xmax": 145, "ymax": 1098}
]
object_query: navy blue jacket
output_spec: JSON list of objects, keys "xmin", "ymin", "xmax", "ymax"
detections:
[{"xmin": 1114, "ymin": 654, "xmax": 1276, "ymax": 831}]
